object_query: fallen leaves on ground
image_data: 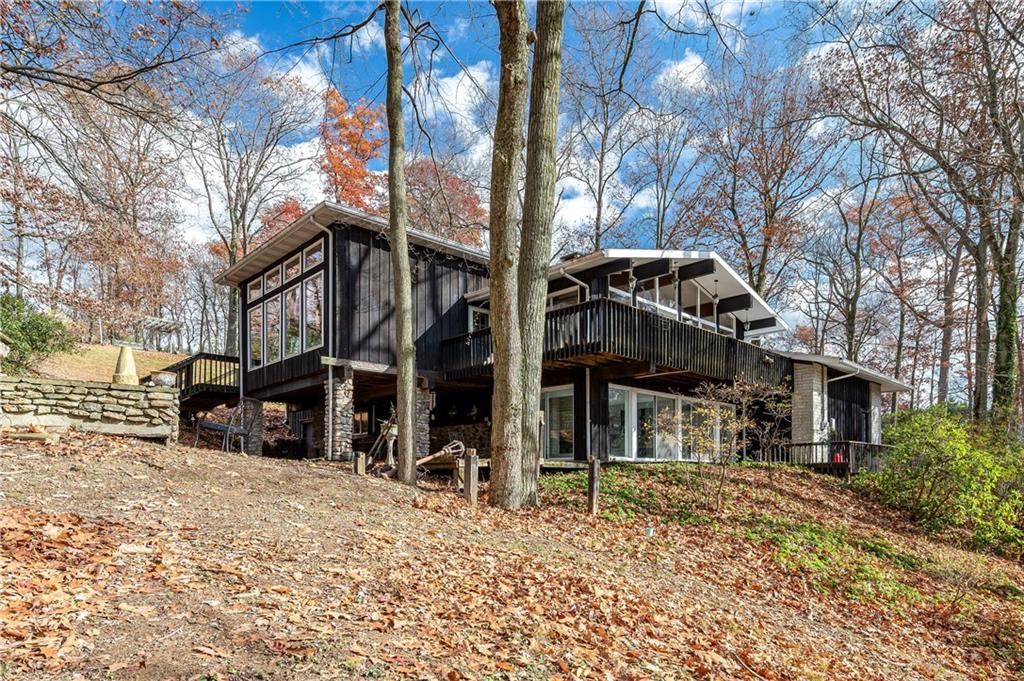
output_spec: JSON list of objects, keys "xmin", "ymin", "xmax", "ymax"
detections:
[{"xmin": 1, "ymin": 431, "xmax": 1022, "ymax": 679}]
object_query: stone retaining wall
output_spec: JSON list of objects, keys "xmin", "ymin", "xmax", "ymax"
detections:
[{"xmin": 0, "ymin": 376, "xmax": 179, "ymax": 444}]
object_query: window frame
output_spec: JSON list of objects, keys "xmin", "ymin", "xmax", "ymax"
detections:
[
  {"xmin": 247, "ymin": 304, "xmax": 264, "ymax": 370},
  {"xmin": 353, "ymin": 409, "xmax": 370, "ymax": 437},
  {"xmin": 541, "ymin": 384, "xmax": 574, "ymax": 460},
  {"xmin": 246, "ymin": 278, "xmax": 263, "ymax": 302},
  {"xmin": 607, "ymin": 384, "xmax": 722, "ymax": 462},
  {"xmin": 264, "ymin": 265, "xmax": 282, "ymax": 293},
  {"xmin": 303, "ymin": 239, "xmax": 324, "ymax": 270},
  {"xmin": 282, "ymin": 283, "xmax": 303, "ymax": 359},
  {"xmin": 263, "ymin": 293, "xmax": 282, "ymax": 365},
  {"xmin": 468, "ymin": 305, "xmax": 490, "ymax": 333},
  {"xmin": 283, "ymin": 254, "xmax": 302, "ymax": 283},
  {"xmin": 303, "ymin": 271, "xmax": 324, "ymax": 352}
]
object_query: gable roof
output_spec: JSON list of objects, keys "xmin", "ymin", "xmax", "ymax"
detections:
[
  {"xmin": 214, "ymin": 201, "xmax": 489, "ymax": 287},
  {"xmin": 782, "ymin": 351, "xmax": 913, "ymax": 392}
]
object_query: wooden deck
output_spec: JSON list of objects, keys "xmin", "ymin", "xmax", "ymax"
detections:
[
  {"xmin": 159, "ymin": 353, "xmax": 240, "ymax": 413},
  {"xmin": 440, "ymin": 298, "xmax": 792, "ymax": 385}
]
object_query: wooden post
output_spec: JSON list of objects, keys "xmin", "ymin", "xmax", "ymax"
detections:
[
  {"xmin": 587, "ymin": 456, "xmax": 600, "ymax": 516},
  {"xmin": 353, "ymin": 452, "xmax": 367, "ymax": 476},
  {"xmin": 464, "ymin": 449, "xmax": 478, "ymax": 506}
]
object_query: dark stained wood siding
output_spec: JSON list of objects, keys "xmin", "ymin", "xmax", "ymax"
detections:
[
  {"xmin": 338, "ymin": 225, "xmax": 488, "ymax": 372},
  {"xmin": 827, "ymin": 371, "xmax": 871, "ymax": 442}
]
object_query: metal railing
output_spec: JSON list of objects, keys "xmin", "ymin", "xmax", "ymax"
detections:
[
  {"xmin": 159, "ymin": 352, "xmax": 239, "ymax": 400},
  {"xmin": 762, "ymin": 441, "xmax": 891, "ymax": 476}
]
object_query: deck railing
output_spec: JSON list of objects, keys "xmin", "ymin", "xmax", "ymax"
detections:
[
  {"xmin": 441, "ymin": 297, "xmax": 791, "ymax": 385},
  {"xmin": 159, "ymin": 352, "xmax": 239, "ymax": 400},
  {"xmin": 762, "ymin": 441, "xmax": 890, "ymax": 476}
]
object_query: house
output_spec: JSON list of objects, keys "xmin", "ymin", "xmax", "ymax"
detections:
[{"xmin": 188, "ymin": 201, "xmax": 907, "ymax": 467}]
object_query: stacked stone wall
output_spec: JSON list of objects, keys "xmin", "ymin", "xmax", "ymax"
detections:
[{"xmin": 0, "ymin": 376, "xmax": 179, "ymax": 444}]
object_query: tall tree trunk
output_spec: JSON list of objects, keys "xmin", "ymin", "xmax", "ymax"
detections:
[
  {"xmin": 936, "ymin": 242, "xmax": 963, "ymax": 403},
  {"xmin": 973, "ymin": 248, "xmax": 992, "ymax": 419},
  {"xmin": 384, "ymin": 0, "xmax": 417, "ymax": 485},
  {"xmin": 487, "ymin": 0, "xmax": 530, "ymax": 509},
  {"xmin": 991, "ymin": 206, "xmax": 1021, "ymax": 421},
  {"xmin": 518, "ymin": 0, "xmax": 566, "ymax": 508},
  {"xmin": 892, "ymin": 302, "xmax": 906, "ymax": 414}
]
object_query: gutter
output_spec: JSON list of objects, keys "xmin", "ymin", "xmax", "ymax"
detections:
[{"xmin": 559, "ymin": 267, "xmax": 590, "ymax": 300}]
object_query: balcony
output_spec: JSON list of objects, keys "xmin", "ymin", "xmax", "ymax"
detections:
[{"xmin": 441, "ymin": 298, "xmax": 792, "ymax": 385}]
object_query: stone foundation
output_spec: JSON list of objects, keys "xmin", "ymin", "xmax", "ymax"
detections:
[
  {"xmin": 430, "ymin": 422, "xmax": 490, "ymax": 458},
  {"xmin": 416, "ymin": 386, "xmax": 432, "ymax": 457},
  {"xmin": 0, "ymin": 376, "xmax": 179, "ymax": 445},
  {"xmin": 323, "ymin": 373, "xmax": 354, "ymax": 460},
  {"xmin": 240, "ymin": 399, "xmax": 264, "ymax": 455}
]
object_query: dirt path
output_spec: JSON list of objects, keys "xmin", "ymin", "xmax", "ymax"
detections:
[{"xmin": 1, "ymin": 433, "xmax": 1020, "ymax": 679}]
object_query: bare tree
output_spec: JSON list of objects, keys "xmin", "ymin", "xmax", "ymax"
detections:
[
  {"xmin": 518, "ymin": 0, "xmax": 566, "ymax": 507},
  {"xmin": 487, "ymin": 0, "xmax": 530, "ymax": 510},
  {"xmin": 383, "ymin": 0, "xmax": 417, "ymax": 486},
  {"xmin": 560, "ymin": 3, "xmax": 650, "ymax": 250},
  {"xmin": 185, "ymin": 50, "xmax": 317, "ymax": 354}
]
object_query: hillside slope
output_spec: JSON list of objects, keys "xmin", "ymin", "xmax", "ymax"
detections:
[
  {"xmin": 33, "ymin": 343, "xmax": 188, "ymax": 383},
  {"xmin": 1, "ymin": 434, "xmax": 1021, "ymax": 679}
]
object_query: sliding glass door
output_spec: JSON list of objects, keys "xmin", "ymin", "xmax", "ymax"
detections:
[
  {"xmin": 543, "ymin": 388, "xmax": 574, "ymax": 460},
  {"xmin": 608, "ymin": 385, "xmax": 720, "ymax": 461}
]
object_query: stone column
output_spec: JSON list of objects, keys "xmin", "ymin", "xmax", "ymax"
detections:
[
  {"xmin": 241, "ymin": 399, "xmax": 264, "ymax": 455},
  {"xmin": 415, "ymin": 385, "xmax": 432, "ymax": 458},
  {"xmin": 325, "ymin": 372, "xmax": 354, "ymax": 460}
]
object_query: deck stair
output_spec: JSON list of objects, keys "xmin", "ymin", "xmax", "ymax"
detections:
[{"xmin": 158, "ymin": 353, "xmax": 240, "ymax": 414}]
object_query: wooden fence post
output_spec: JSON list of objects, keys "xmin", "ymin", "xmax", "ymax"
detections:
[
  {"xmin": 464, "ymin": 449, "xmax": 478, "ymax": 507},
  {"xmin": 587, "ymin": 457, "xmax": 600, "ymax": 516},
  {"xmin": 353, "ymin": 452, "xmax": 366, "ymax": 476}
]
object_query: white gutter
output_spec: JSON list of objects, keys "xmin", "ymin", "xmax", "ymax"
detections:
[
  {"xmin": 559, "ymin": 267, "xmax": 590, "ymax": 300},
  {"xmin": 826, "ymin": 360, "xmax": 862, "ymax": 384}
]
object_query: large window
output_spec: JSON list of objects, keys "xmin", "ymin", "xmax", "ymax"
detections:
[
  {"xmin": 248, "ymin": 306, "xmax": 263, "ymax": 369},
  {"xmin": 608, "ymin": 385, "xmax": 721, "ymax": 461},
  {"xmin": 265, "ymin": 294, "xmax": 281, "ymax": 364},
  {"xmin": 542, "ymin": 387, "xmax": 574, "ymax": 459},
  {"xmin": 284, "ymin": 284, "xmax": 302, "ymax": 358},
  {"xmin": 304, "ymin": 272, "xmax": 324, "ymax": 350}
]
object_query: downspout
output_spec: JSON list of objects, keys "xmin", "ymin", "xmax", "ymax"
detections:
[
  {"xmin": 311, "ymin": 214, "xmax": 335, "ymax": 458},
  {"xmin": 559, "ymin": 267, "xmax": 590, "ymax": 301}
]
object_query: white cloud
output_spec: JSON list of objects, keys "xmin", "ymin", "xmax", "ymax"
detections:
[
  {"xmin": 412, "ymin": 60, "xmax": 496, "ymax": 163},
  {"xmin": 352, "ymin": 19, "xmax": 385, "ymax": 54},
  {"xmin": 656, "ymin": 50, "xmax": 709, "ymax": 92}
]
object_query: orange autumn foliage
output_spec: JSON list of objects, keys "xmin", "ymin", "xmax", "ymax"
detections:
[
  {"xmin": 256, "ymin": 197, "xmax": 306, "ymax": 246},
  {"xmin": 319, "ymin": 89, "xmax": 386, "ymax": 214}
]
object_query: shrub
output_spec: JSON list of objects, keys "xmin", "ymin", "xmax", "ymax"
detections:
[
  {"xmin": 0, "ymin": 294, "xmax": 76, "ymax": 374},
  {"xmin": 864, "ymin": 406, "xmax": 1024, "ymax": 557}
]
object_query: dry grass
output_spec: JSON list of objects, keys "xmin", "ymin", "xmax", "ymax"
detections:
[{"xmin": 33, "ymin": 344, "xmax": 188, "ymax": 383}]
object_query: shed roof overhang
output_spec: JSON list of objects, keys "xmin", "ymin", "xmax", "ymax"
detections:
[
  {"xmin": 782, "ymin": 351, "xmax": 913, "ymax": 392},
  {"xmin": 214, "ymin": 201, "xmax": 489, "ymax": 287},
  {"xmin": 465, "ymin": 249, "xmax": 789, "ymax": 338}
]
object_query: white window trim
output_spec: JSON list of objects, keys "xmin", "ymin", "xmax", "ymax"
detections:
[
  {"xmin": 247, "ymin": 279, "xmax": 263, "ymax": 302},
  {"xmin": 264, "ymin": 264, "xmax": 282, "ymax": 293},
  {"xmin": 303, "ymin": 271, "xmax": 325, "ymax": 352},
  {"xmin": 468, "ymin": 304, "xmax": 490, "ymax": 333},
  {"xmin": 263, "ymin": 294, "xmax": 282, "ymax": 365},
  {"xmin": 607, "ymin": 383, "xmax": 722, "ymax": 462},
  {"xmin": 247, "ymin": 304, "xmax": 264, "ymax": 370},
  {"xmin": 283, "ymin": 283, "xmax": 302, "ymax": 359},
  {"xmin": 541, "ymin": 384, "xmax": 574, "ymax": 460},
  {"xmin": 284, "ymin": 254, "xmax": 302, "ymax": 283},
  {"xmin": 303, "ymin": 239, "xmax": 324, "ymax": 270}
]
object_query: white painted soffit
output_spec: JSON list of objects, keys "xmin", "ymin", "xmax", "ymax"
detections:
[
  {"xmin": 783, "ymin": 351, "xmax": 913, "ymax": 392},
  {"xmin": 214, "ymin": 201, "xmax": 489, "ymax": 287}
]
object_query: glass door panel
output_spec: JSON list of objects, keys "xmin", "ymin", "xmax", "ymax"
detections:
[
  {"xmin": 609, "ymin": 387, "xmax": 628, "ymax": 458},
  {"xmin": 655, "ymin": 395, "xmax": 678, "ymax": 459},
  {"xmin": 636, "ymin": 393, "xmax": 656, "ymax": 459},
  {"xmin": 544, "ymin": 390, "xmax": 574, "ymax": 459}
]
